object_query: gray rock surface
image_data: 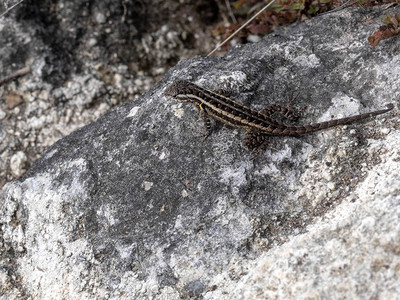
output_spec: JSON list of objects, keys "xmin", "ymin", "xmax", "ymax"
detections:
[
  {"xmin": 0, "ymin": 0, "xmax": 216, "ymax": 190},
  {"xmin": 1, "ymin": 7, "xmax": 400, "ymax": 299}
]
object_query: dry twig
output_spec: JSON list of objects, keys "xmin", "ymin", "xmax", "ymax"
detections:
[
  {"xmin": 0, "ymin": 66, "xmax": 31, "ymax": 85},
  {"xmin": 208, "ymin": 0, "xmax": 276, "ymax": 56},
  {"xmin": 0, "ymin": 0, "xmax": 24, "ymax": 18}
]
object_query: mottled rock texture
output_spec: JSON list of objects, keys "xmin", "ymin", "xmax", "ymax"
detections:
[
  {"xmin": 0, "ymin": 0, "xmax": 215, "ymax": 189},
  {"xmin": 1, "ymin": 6, "xmax": 399, "ymax": 300}
]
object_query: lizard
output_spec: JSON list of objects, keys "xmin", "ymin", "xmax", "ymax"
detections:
[{"xmin": 164, "ymin": 80, "xmax": 394, "ymax": 151}]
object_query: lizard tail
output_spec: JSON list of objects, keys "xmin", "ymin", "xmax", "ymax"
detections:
[{"xmin": 273, "ymin": 103, "xmax": 394, "ymax": 135}]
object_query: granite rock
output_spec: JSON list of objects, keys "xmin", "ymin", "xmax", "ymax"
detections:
[{"xmin": 1, "ymin": 7, "xmax": 399, "ymax": 299}]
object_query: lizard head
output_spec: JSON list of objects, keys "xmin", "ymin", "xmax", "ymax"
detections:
[{"xmin": 164, "ymin": 80, "xmax": 190, "ymax": 98}]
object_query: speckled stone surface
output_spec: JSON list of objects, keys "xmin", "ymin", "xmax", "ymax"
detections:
[{"xmin": 1, "ymin": 6, "xmax": 399, "ymax": 299}]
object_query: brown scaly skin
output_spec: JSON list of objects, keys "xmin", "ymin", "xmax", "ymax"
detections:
[{"xmin": 164, "ymin": 80, "xmax": 394, "ymax": 150}]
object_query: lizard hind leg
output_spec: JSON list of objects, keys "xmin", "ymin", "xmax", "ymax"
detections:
[
  {"xmin": 285, "ymin": 104, "xmax": 307, "ymax": 121},
  {"xmin": 243, "ymin": 130, "xmax": 270, "ymax": 155},
  {"xmin": 258, "ymin": 90, "xmax": 306, "ymax": 121},
  {"xmin": 285, "ymin": 91, "xmax": 308, "ymax": 121}
]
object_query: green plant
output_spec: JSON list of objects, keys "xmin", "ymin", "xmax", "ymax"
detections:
[{"xmin": 368, "ymin": 13, "xmax": 400, "ymax": 46}]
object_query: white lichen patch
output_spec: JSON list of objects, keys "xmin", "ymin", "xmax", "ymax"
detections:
[
  {"xmin": 143, "ymin": 181, "xmax": 154, "ymax": 191},
  {"xmin": 219, "ymin": 163, "xmax": 248, "ymax": 188},
  {"xmin": 127, "ymin": 106, "xmax": 140, "ymax": 118},
  {"xmin": 96, "ymin": 203, "xmax": 118, "ymax": 227},
  {"xmin": 172, "ymin": 103, "xmax": 185, "ymax": 118},
  {"xmin": 292, "ymin": 53, "xmax": 320, "ymax": 68},
  {"xmin": 318, "ymin": 94, "xmax": 362, "ymax": 123},
  {"xmin": 218, "ymin": 71, "xmax": 248, "ymax": 86}
]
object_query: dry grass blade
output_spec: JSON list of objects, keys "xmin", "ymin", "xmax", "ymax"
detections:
[
  {"xmin": 208, "ymin": 0, "xmax": 277, "ymax": 56},
  {"xmin": 225, "ymin": 0, "xmax": 237, "ymax": 24},
  {"xmin": 0, "ymin": 0, "xmax": 24, "ymax": 18},
  {"xmin": 0, "ymin": 66, "xmax": 31, "ymax": 85}
]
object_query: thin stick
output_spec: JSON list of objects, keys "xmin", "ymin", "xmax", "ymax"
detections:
[
  {"xmin": 225, "ymin": 0, "xmax": 237, "ymax": 24},
  {"xmin": 0, "ymin": 66, "xmax": 30, "ymax": 85},
  {"xmin": 0, "ymin": 0, "xmax": 24, "ymax": 18},
  {"xmin": 208, "ymin": 0, "xmax": 276, "ymax": 56}
]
